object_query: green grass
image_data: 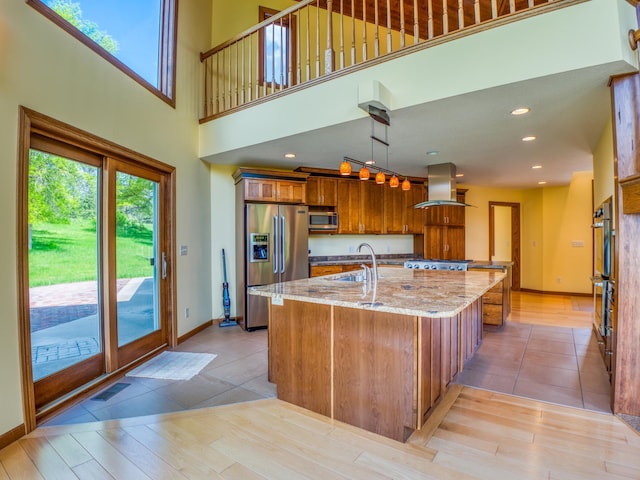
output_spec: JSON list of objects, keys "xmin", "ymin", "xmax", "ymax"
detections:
[{"xmin": 29, "ymin": 221, "xmax": 155, "ymax": 287}]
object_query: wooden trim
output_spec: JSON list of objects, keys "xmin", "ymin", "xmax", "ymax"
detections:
[
  {"xmin": 26, "ymin": 0, "xmax": 178, "ymax": 107},
  {"xmin": 200, "ymin": 0, "xmax": 589, "ymax": 122},
  {"xmin": 0, "ymin": 424, "xmax": 26, "ymax": 450},
  {"xmin": 177, "ymin": 319, "xmax": 214, "ymax": 344},
  {"xmin": 18, "ymin": 107, "xmax": 178, "ymax": 431},
  {"xmin": 488, "ymin": 201, "xmax": 521, "ymax": 291},
  {"xmin": 519, "ymin": 288, "xmax": 591, "ymax": 297},
  {"xmin": 17, "ymin": 108, "xmax": 37, "ymax": 433}
]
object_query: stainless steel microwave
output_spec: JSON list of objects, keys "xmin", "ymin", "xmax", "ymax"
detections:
[{"xmin": 309, "ymin": 211, "xmax": 338, "ymax": 231}]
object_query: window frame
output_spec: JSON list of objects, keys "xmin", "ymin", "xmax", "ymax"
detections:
[
  {"xmin": 26, "ymin": 0, "xmax": 178, "ymax": 107},
  {"xmin": 258, "ymin": 6, "xmax": 297, "ymax": 87}
]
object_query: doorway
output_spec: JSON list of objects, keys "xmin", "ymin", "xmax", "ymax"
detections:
[
  {"xmin": 18, "ymin": 108, "xmax": 176, "ymax": 429},
  {"xmin": 489, "ymin": 202, "xmax": 521, "ymax": 290}
]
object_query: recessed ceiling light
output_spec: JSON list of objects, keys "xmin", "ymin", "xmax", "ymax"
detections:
[
  {"xmin": 522, "ymin": 136, "xmax": 537, "ymax": 142},
  {"xmin": 284, "ymin": 153, "xmax": 296, "ymax": 158},
  {"xmin": 511, "ymin": 107, "xmax": 530, "ymax": 115},
  {"xmin": 532, "ymin": 165, "xmax": 542, "ymax": 169},
  {"xmin": 426, "ymin": 151, "xmax": 439, "ymax": 156},
  {"xmin": 538, "ymin": 181, "xmax": 547, "ymax": 185}
]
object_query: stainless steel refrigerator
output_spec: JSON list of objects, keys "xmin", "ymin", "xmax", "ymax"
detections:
[{"xmin": 238, "ymin": 203, "xmax": 308, "ymax": 330}]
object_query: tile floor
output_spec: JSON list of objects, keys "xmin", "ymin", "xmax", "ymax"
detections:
[
  {"xmin": 456, "ymin": 321, "xmax": 612, "ymax": 412},
  {"xmin": 45, "ymin": 293, "xmax": 613, "ymax": 426},
  {"xmin": 44, "ymin": 325, "xmax": 274, "ymax": 426}
]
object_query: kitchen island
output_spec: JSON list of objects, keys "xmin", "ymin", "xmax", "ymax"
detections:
[{"xmin": 250, "ymin": 267, "xmax": 505, "ymax": 442}]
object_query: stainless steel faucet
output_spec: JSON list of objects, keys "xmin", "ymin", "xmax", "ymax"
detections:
[{"xmin": 357, "ymin": 243, "xmax": 378, "ymax": 281}]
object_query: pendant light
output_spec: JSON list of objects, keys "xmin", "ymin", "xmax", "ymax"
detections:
[
  {"xmin": 339, "ymin": 160, "xmax": 352, "ymax": 175},
  {"xmin": 359, "ymin": 166, "xmax": 370, "ymax": 180},
  {"xmin": 389, "ymin": 175, "xmax": 399, "ymax": 188},
  {"xmin": 401, "ymin": 178, "xmax": 411, "ymax": 191}
]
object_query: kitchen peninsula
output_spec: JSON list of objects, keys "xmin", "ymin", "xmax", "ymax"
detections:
[{"xmin": 250, "ymin": 267, "xmax": 505, "ymax": 442}]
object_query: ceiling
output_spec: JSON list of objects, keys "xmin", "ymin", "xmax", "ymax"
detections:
[{"xmin": 203, "ymin": 62, "xmax": 624, "ymax": 189}]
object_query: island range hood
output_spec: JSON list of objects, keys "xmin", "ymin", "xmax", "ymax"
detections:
[{"xmin": 414, "ymin": 162, "xmax": 473, "ymax": 208}]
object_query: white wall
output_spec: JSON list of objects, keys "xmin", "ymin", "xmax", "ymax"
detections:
[{"xmin": 0, "ymin": 1, "xmax": 212, "ymax": 436}]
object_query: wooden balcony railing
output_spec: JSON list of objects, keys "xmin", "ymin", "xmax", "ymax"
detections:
[{"xmin": 200, "ymin": 0, "xmax": 582, "ymax": 121}]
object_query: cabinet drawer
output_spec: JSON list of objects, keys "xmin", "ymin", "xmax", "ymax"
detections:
[
  {"xmin": 483, "ymin": 292, "xmax": 503, "ymax": 305},
  {"xmin": 310, "ymin": 265, "xmax": 343, "ymax": 277},
  {"xmin": 483, "ymin": 304, "xmax": 503, "ymax": 325}
]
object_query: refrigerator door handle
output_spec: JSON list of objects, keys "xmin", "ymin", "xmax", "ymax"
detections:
[
  {"xmin": 280, "ymin": 215, "xmax": 286, "ymax": 274},
  {"xmin": 272, "ymin": 215, "xmax": 279, "ymax": 275}
]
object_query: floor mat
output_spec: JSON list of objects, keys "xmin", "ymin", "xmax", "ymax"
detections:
[
  {"xmin": 126, "ymin": 351, "xmax": 217, "ymax": 381},
  {"xmin": 91, "ymin": 382, "xmax": 131, "ymax": 401}
]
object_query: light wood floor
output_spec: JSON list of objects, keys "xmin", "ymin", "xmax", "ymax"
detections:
[
  {"xmin": 3, "ymin": 292, "xmax": 639, "ymax": 479},
  {"xmin": 1, "ymin": 386, "xmax": 638, "ymax": 479}
]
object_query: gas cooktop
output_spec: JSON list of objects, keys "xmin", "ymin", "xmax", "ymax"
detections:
[{"xmin": 403, "ymin": 259, "xmax": 472, "ymax": 271}]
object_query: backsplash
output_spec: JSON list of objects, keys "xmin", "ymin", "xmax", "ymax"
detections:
[{"xmin": 308, "ymin": 234, "xmax": 414, "ymax": 257}]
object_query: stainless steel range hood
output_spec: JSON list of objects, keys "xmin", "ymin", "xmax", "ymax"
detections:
[{"xmin": 414, "ymin": 163, "xmax": 472, "ymax": 208}]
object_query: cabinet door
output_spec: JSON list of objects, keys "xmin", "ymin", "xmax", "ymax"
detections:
[
  {"xmin": 306, "ymin": 177, "xmax": 337, "ymax": 206},
  {"xmin": 424, "ymin": 226, "xmax": 445, "ymax": 259},
  {"xmin": 383, "ymin": 184, "xmax": 405, "ymax": 234},
  {"xmin": 405, "ymin": 184, "xmax": 426, "ymax": 234},
  {"xmin": 446, "ymin": 227, "xmax": 465, "ymax": 260},
  {"xmin": 360, "ymin": 181, "xmax": 383, "ymax": 233},
  {"xmin": 244, "ymin": 179, "xmax": 277, "ymax": 201},
  {"xmin": 306, "ymin": 177, "xmax": 321, "ymax": 206},
  {"xmin": 337, "ymin": 179, "xmax": 361, "ymax": 234},
  {"xmin": 276, "ymin": 181, "xmax": 305, "ymax": 203}
]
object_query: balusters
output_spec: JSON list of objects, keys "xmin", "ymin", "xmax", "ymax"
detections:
[
  {"xmin": 374, "ymin": 0, "xmax": 380, "ymax": 57},
  {"xmin": 362, "ymin": 0, "xmax": 368, "ymax": 61},
  {"xmin": 200, "ymin": 0, "xmax": 556, "ymax": 117},
  {"xmin": 351, "ymin": 0, "xmax": 356, "ymax": 65},
  {"xmin": 413, "ymin": 0, "xmax": 419, "ymax": 43},
  {"xmin": 316, "ymin": 2, "xmax": 321, "ymax": 77},
  {"xmin": 306, "ymin": 5, "xmax": 311, "ymax": 82},
  {"xmin": 326, "ymin": 0, "xmax": 335, "ymax": 73},
  {"xmin": 442, "ymin": 0, "xmax": 448, "ymax": 34},
  {"xmin": 386, "ymin": 0, "xmax": 392, "ymax": 53},
  {"xmin": 399, "ymin": 0, "xmax": 405, "ymax": 48},
  {"xmin": 339, "ymin": 0, "xmax": 345, "ymax": 69}
]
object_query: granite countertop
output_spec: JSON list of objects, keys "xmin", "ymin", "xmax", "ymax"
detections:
[{"xmin": 249, "ymin": 267, "xmax": 505, "ymax": 318}]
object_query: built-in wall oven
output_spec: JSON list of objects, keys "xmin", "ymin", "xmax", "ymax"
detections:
[{"xmin": 591, "ymin": 196, "xmax": 615, "ymax": 379}]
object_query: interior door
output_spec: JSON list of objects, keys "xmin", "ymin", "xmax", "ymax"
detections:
[{"xmin": 109, "ymin": 160, "xmax": 169, "ymax": 368}]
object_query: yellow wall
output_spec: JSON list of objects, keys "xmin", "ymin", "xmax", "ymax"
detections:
[
  {"xmin": 463, "ymin": 181, "xmax": 593, "ymax": 293},
  {"xmin": 0, "ymin": 1, "xmax": 212, "ymax": 435},
  {"xmin": 593, "ymin": 116, "xmax": 615, "ymax": 209},
  {"xmin": 540, "ymin": 172, "xmax": 593, "ymax": 293}
]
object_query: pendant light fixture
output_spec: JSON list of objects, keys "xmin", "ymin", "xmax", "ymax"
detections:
[{"xmin": 340, "ymin": 105, "xmax": 410, "ymax": 190}]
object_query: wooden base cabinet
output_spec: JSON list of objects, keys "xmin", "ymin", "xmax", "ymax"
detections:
[{"xmin": 268, "ymin": 297, "xmax": 484, "ymax": 442}]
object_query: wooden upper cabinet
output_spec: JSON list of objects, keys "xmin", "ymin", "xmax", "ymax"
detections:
[
  {"xmin": 383, "ymin": 182, "xmax": 425, "ymax": 234},
  {"xmin": 306, "ymin": 177, "xmax": 337, "ymax": 206},
  {"xmin": 233, "ymin": 168, "xmax": 308, "ymax": 204},
  {"xmin": 360, "ymin": 181, "xmax": 383, "ymax": 233},
  {"xmin": 424, "ymin": 192, "xmax": 466, "ymax": 226},
  {"xmin": 336, "ymin": 178, "xmax": 361, "ymax": 234}
]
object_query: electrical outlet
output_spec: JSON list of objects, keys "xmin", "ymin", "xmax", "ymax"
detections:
[
  {"xmin": 185, "ymin": 307, "xmax": 190, "ymax": 318},
  {"xmin": 348, "ymin": 245, "xmax": 355, "ymax": 253},
  {"xmin": 386, "ymin": 245, "xmax": 391, "ymax": 253},
  {"xmin": 556, "ymin": 277, "xmax": 562, "ymax": 284}
]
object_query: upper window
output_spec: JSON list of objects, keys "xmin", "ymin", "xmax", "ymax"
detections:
[
  {"xmin": 27, "ymin": 0, "xmax": 177, "ymax": 106},
  {"xmin": 259, "ymin": 6, "xmax": 296, "ymax": 87}
]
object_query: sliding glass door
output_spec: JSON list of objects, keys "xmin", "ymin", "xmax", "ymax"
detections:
[{"xmin": 23, "ymin": 127, "xmax": 173, "ymax": 415}]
